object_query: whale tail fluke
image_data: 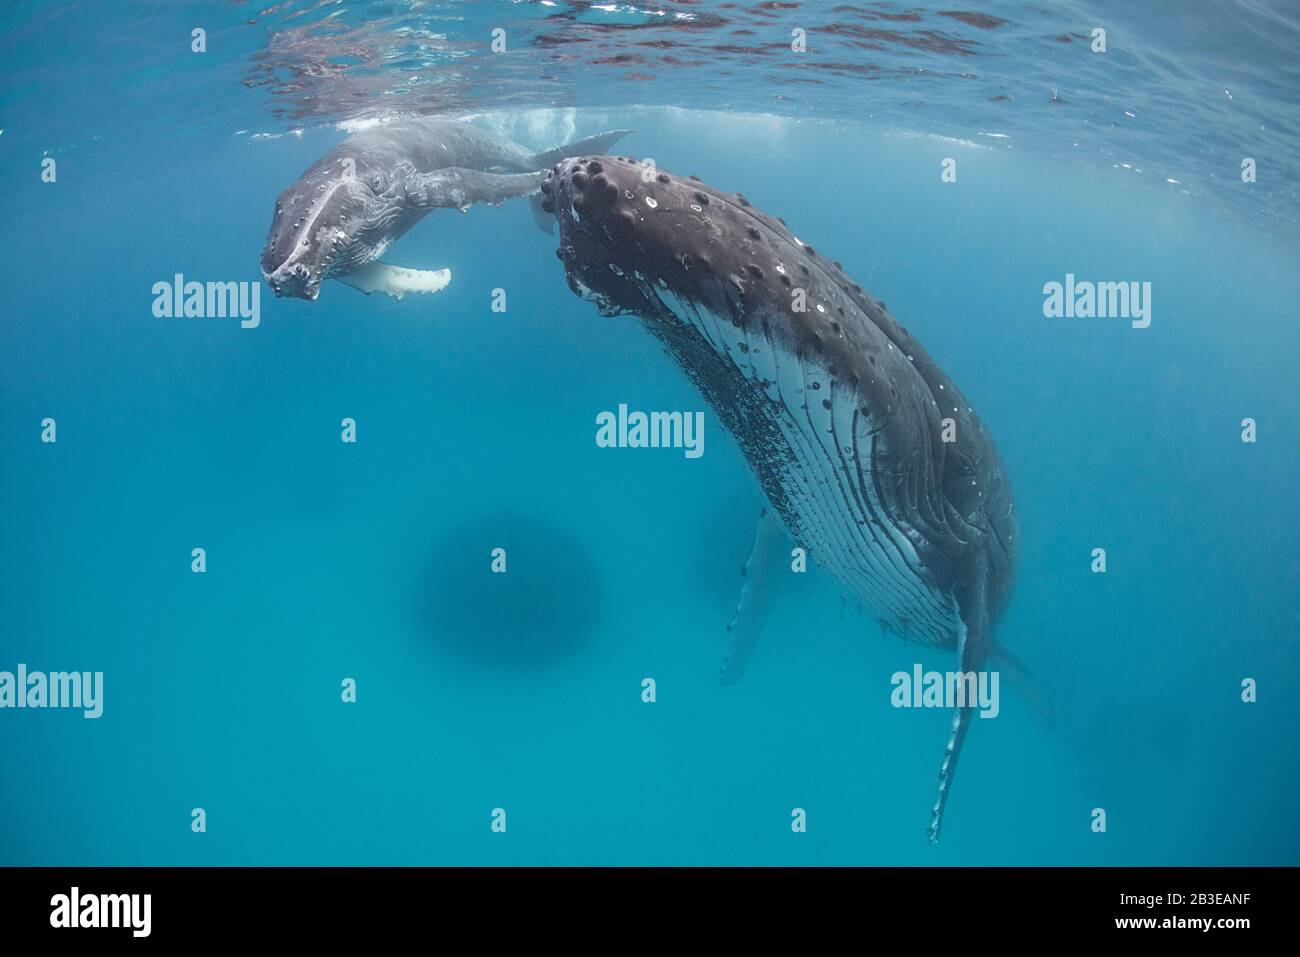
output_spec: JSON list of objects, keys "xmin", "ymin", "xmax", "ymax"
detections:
[{"xmin": 529, "ymin": 129, "xmax": 634, "ymax": 169}]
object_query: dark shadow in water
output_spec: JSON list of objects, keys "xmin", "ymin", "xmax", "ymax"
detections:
[{"xmin": 417, "ymin": 510, "xmax": 603, "ymax": 671}]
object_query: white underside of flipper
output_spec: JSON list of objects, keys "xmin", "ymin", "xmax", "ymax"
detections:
[
  {"xmin": 719, "ymin": 508, "xmax": 788, "ymax": 685},
  {"xmin": 338, "ymin": 261, "xmax": 452, "ymax": 300}
]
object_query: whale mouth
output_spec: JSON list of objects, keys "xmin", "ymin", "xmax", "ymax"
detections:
[{"xmin": 264, "ymin": 261, "xmax": 322, "ymax": 300}]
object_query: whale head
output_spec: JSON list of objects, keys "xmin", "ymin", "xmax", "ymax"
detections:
[
  {"xmin": 541, "ymin": 155, "xmax": 763, "ymax": 321},
  {"xmin": 541, "ymin": 154, "xmax": 859, "ymax": 366},
  {"xmin": 261, "ymin": 160, "xmax": 388, "ymax": 300}
]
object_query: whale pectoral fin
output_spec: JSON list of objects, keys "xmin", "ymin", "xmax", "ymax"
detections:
[
  {"xmin": 992, "ymin": 641, "xmax": 1054, "ymax": 727},
  {"xmin": 927, "ymin": 557, "xmax": 993, "ymax": 845},
  {"xmin": 927, "ymin": 702, "xmax": 975, "ymax": 846},
  {"xmin": 337, "ymin": 261, "xmax": 451, "ymax": 300},
  {"xmin": 404, "ymin": 168, "xmax": 545, "ymax": 210},
  {"xmin": 719, "ymin": 509, "xmax": 787, "ymax": 686}
]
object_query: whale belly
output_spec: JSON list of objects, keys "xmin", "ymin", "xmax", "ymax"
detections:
[{"xmin": 653, "ymin": 293, "xmax": 961, "ymax": 648}]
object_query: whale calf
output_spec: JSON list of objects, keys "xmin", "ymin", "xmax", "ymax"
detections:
[
  {"xmin": 543, "ymin": 156, "xmax": 1021, "ymax": 842},
  {"xmin": 260, "ymin": 119, "xmax": 630, "ymax": 300}
]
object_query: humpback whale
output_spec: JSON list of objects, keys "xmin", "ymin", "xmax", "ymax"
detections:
[
  {"xmin": 543, "ymin": 156, "xmax": 1021, "ymax": 842},
  {"xmin": 260, "ymin": 119, "xmax": 630, "ymax": 300}
]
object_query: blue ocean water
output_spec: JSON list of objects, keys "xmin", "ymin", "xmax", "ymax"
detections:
[{"xmin": 1, "ymin": 1, "xmax": 1297, "ymax": 865}]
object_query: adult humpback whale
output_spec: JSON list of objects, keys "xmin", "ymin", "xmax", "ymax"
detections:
[
  {"xmin": 543, "ymin": 156, "xmax": 1021, "ymax": 842},
  {"xmin": 260, "ymin": 119, "xmax": 630, "ymax": 300}
]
